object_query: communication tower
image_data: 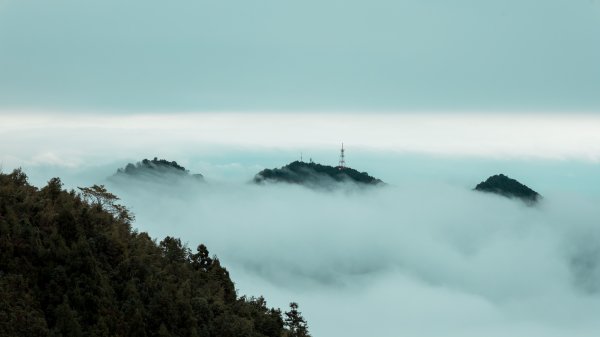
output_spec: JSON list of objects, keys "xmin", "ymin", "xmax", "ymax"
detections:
[{"xmin": 338, "ymin": 143, "xmax": 346, "ymax": 169}]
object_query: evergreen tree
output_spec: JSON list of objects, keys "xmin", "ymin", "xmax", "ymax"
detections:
[
  {"xmin": 284, "ymin": 302, "xmax": 310, "ymax": 337},
  {"xmin": 0, "ymin": 169, "xmax": 308, "ymax": 337},
  {"xmin": 52, "ymin": 297, "xmax": 83, "ymax": 337}
]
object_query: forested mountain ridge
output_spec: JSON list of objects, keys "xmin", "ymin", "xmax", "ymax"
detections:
[
  {"xmin": 254, "ymin": 161, "xmax": 382, "ymax": 187},
  {"xmin": 114, "ymin": 157, "xmax": 204, "ymax": 181},
  {"xmin": 0, "ymin": 169, "xmax": 309, "ymax": 337},
  {"xmin": 474, "ymin": 174, "xmax": 540, "ymax": 203}
]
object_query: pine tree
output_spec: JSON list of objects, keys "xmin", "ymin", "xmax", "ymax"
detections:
[
  {"xmin": 284, "ymin": 302, "xmax": 310, "ymax": 337},
  {"xmin": 53, "ymin": 297, "xmax": 83, "ymax": 337},
  {"xmin": 0, "ymin": 169, "xmax": 303, "ymax": 337}
]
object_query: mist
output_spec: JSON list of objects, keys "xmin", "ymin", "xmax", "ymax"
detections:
[{"xmin": 92, "ymin": 171, "xmax": 599, "ymax": 337}]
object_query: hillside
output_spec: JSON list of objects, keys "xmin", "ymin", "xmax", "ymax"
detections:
[
  {"xmin": 254, "ymin": 161, "xmax": 383, "ymax": 187},
  {"xmin": 114, "ymin": 157, "xmax": 204, "ymax": 181},
  {"xmin": 0, "ymin": 169, "xmax": 309, "ymax": 337},
  {"xmin": 474, "ymin": 174, "xmax": 540, "ymax": 203}
]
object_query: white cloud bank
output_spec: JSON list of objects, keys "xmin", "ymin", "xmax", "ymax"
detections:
[
  {"xmin": 105, "ymin": 177, "xmax": 600, "ymax": 337},
  {"xmin": 1, "ymin": 113, "xmax": 600, "ymax": 169}
]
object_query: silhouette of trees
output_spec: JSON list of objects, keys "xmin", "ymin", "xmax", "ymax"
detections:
[
  {"xmin": 254, "ymin": 160, "xmax": 383, "ymax": 186},
  {"xmin": 78, "ymin": 184, "xmax": 119, "ymax": 208},
  {"xmin": 78, "ymin": 184, "xmax": 135, "ymax": 222},
  {"xmin": 284, "ymin": 302, "xmax": 310, "ymax": 337},
  {"xmin": 474, "ymin": 174, "xmax": 540, "ymax": 203},
  {"xmin": 0, "ymin": 169, "xmax": 306, "ymax": 337}
]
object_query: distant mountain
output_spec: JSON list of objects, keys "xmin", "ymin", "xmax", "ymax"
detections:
[
  {"xmin": 114, "ymin": 157, "xmax": 204, "ymax": 181},
  {"xmin": 474, "ymin": 174, "xmax": 540, "ymax": 203},
  {"xmin": 254, "ymin": 161, "xmax": 383, "ymax": 187}
]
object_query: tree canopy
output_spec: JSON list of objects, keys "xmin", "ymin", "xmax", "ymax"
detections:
[
  {"xmin": 0, "ymin": 169, "xmax": 306, "ymax": 337},
  {"xmin": 474, "ymin": 174, "xmax": 540, "ymax": 203},
  {"xmin": 115, "ymin": 157, "xmax": 204, "ymax": 181},
  {"xmin": 254, "ymin": 161, "xmax": 382, "ymax": 187}
]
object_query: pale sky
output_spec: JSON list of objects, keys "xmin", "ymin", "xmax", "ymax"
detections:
[{"xmin": 1, "ymin": 0, "xmax": 599, "ymax": 112}]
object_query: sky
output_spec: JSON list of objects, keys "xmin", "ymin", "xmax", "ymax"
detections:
[{"xmin": 1, "ymin": 0, "xmax": 600, "ymax": 112}]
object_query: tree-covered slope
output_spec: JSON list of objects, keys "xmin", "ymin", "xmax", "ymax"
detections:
[
  {"xmin": 254, "ymin": 161, "xmax": 382, "ymax": 187},
  {"xmin": 474, "ymin": 174, "xmax": 540, "ymax": 203},
  {"xmin": 0, "ymin": 169, "xmax": 309, "ymax": 337},
  {"xmin": 114, "ymin": 157, "xmax": 204, "ymax": 181}
]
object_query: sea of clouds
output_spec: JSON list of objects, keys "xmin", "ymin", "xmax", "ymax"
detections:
[
  {"xmin": 2, "ymin": 112, "xmax": 600, "ymax": 336},
  {"xmin": 98, "ymin": 171, "xmax": 600, "ymax": 337}
]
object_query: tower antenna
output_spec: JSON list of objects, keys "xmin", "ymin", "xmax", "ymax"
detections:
[{"xmin": 338, "ymin": 142, "xmax": 346, "ymax": 169}]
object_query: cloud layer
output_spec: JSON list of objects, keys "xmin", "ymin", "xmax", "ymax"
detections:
[
  {"xmin": 103, "ymin": 175, "xmax": 600, "ymax": 337},
  {"xmin": 2, "ymin": 113, "xmax": 600, "ymax": 166}
]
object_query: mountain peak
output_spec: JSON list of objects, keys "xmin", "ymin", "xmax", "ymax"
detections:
[
  {"xmin": 114, "ymin": 157, "xmax": 203, "ymax": 181},
  {"xmin": 475, "ymin": 174, "xmax": 540, "ymax": 203},
  {"xmin": 254, "ymin": 161, "xmax": 382, "ymax": 188}
]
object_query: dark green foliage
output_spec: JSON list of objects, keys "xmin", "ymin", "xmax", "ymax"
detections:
[
  {"xmin": 284, "ymin": 303, "xmax": 310, "ymax": 337},
  {"xmin": 53, "ymin": 296, "xmax": 83, "ymax": 337},
  {"xmin": 254, "ymin": 161, "xmax": 382, "ymax": 187},
  {"xmin": 0, "ymin": 274, "xmax": 49, "ymax": 336},
  {"xmin": 474, "ymin": 174, "xmax": 540, "ymax": 203},
  {"xmin": 0, "ymin": 169, "xmax": 299, "ymax": 337},
  {"xmin": 115, "ymin": 157, "xmax": 204, "ymax": 180},
  {"xmin": 121, "ymin": 157, "xmax": 187, "ymax": 173}
]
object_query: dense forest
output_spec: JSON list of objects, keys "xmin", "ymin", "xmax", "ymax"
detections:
[
  {"xmin": 0, "ymin": 169, "xmax": 309, "ymax": 337},
  {"xmin": 254, "ymin": 161, "xmax": 382, "ymax": 187},
  {"xmin": 115, "ymin": 158, "xmax": 204, "ymax": 181},
  {"xmin": 474, "ymin": 174, "xmax": 540, "ymax": 203}
]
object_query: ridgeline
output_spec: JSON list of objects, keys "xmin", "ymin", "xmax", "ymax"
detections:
[
  {"xmin": 0, "ymin": 169, "xmax": 309, "ymax": 337},
  {"xmin": 114, "ymin": 157, "xmax": 204, "ymax": 181},
  {"xmin": 474, "ymin": 174, "xmax": 540, "ymax": 203},
  {"xmin": 254, "ymin": 161, "xmax": 382, "ymax": 187}
]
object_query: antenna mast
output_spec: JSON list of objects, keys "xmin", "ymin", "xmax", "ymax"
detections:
[{"xmin": 338, "ymin": 142, "xmax": 346, "ymax": 169}]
